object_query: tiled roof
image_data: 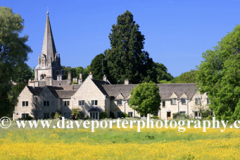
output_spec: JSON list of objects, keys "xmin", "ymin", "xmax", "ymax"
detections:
[
  {"xmin": 55, "ymin": 90, "xmax": 76, "ymax": 98},
  {"xmin": 157, "ymin": 83, "xmax": 197, "ymax": 99},
  {"xmin": 102, "ymin": 84, "xmax": 137, "ymax": 99},
  {"xmin": 101, "ymin": 83, "xmax": 198, "ymax": 100},
  {"xmin": 27, "ymin": 86, "xmax": 43, "ymax": 95},
  {"xmin": 91, "ymin": 79, "xmax": 110, "ymax": 96},
  {"xmin": 46, "ymin": 86, "xmax": 64, "ymax": 98}
]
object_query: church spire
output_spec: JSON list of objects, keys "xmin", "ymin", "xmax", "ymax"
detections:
[{"xmin": 41, "ymin": 12, "xmax": 57, "ymax": 63}]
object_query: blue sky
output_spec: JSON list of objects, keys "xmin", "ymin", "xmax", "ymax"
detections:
[{"xmin": 2, "ymin": 0, "xmax": 240, "ymax": 77}]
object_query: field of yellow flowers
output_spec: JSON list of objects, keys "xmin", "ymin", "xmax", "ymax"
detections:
[{"xmin": 0, "ymin": 122, "xmax": 240, "ymax": 159}]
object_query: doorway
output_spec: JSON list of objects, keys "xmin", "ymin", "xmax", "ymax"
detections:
[{"xmin": 167, "ymin": 112, "xmax": 171, "ymax": 120}]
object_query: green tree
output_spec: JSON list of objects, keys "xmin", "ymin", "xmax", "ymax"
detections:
[
  {"xmin": 197, "ymin": 24, "xmax": 240, "ymax": 121},
  {"xmin": 0, "ymin": 7, "xmax": 32, "ymax": 117},
  {"xmin": 129, "ymin": 81, "xmax": 161, "ymax": 116},
  {"xmin": 172, "ymin": 70, "xmax": 197, "ymax": 83},
  {"xmin": 106, "ymin": 10, "xmax": 155, "ymax": 84},
  {"xmin": 153, "ymin": 62, "xmax": 173, "ymax": 82},
  {"xmin": 90, "ymin": 53, "xmax": 108, "ymax": 80},
  {"xmin": 12, "ymin": 82, "xmax": 26, "ymax": 96},
  {"xmin": 12, "ymin": 63, "xmax": 34, "ymax": 83}
]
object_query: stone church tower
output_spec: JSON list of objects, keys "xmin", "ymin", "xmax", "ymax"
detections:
[{"xmin": 34, "ymin": 12, "xmax": 63, "ymax": 81}]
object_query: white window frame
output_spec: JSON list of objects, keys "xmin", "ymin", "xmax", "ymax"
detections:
[
  {"xmin": 22, "ymin": 113, "xmax": 29, "ymax": 119},
  {"xmin": 171, "ymin": 98, "xmax": 177, "ymax": 105},
  {"xmin": 22, "ymin": 101, "xmax": 29, "ymax": 107},
  {"xmin": 78, "ymin": 100, "xmax": 85, "ymax": 106},
  {"xmin": 117, "ymin": 99, "xmax": 123, "ymax": 105},
  {"xmin": 128, "ymin": 112, "xmax": 133, "ymax": 117},
  {"xmin": 64, "ymin": 101, "xmax": 70, "ymax": 107},
  {"xmin": 91, "ymin": 100, "xmax": 98, "ymax": 106},
  {"xmin": 195, "ymin": 98, "xmax": 201, "ymax": 105},
  {"xmin": 181, "ymin": 98, "xmax": 186, "ymax": 105}
]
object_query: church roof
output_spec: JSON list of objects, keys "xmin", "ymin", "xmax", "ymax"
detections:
[{"xmin": 41, "ymin": 12, "xmax": 57, "ymax": 62}]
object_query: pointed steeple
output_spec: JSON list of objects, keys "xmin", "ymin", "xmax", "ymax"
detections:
[{"xmin": 41, "ymin": 12, "xmax": 57, "ymax": 63}]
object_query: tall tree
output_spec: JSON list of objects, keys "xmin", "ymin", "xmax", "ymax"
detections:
[
  {"xmin": 129, "ymin": 81, "xmax": 161, "ymax": 116},
  {"xmin": 153, "ymin": 62, "xmax": 173, "ymax": 82},
  {"xmin": 0, "ymin": 7, "xmax": 32, "ymax": 117},
  {"xmin": 197, "ymin": 24, "xmax": 240, "ymax": 121},
  {"xmin": 106, "ymin": 10, "xmax": 155, "ymax": 84},
  {"xmin": 12, "ymin": 63, "xmax": 34, "ymax": 83},
  {"xmin": 90, "ymin": 53, "xmax": 108, "ymax": 80}
]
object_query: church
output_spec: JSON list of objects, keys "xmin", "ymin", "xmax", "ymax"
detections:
[{"xmin": 13, "ymin": 13, "xmax": 211, "ymax": 120}]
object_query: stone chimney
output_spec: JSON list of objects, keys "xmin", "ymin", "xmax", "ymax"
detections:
[
  {"xmin": 89, "ymin": 72, "xmax": 93, "ymax": 79},
  {"xmin": 78, "ymin": 73, "xmax": 83, "ymax": 84},
  {"xmin": 124, "ymin": 79, "xmax": 129, "ymax": 85},
  {"xmin": 68, "ymin": 72, "xmax": 71, "ymax": 84},
  {"xmin": 103, "ymin": 74, "xmax": 107, "ymax": 82},
  {"xmin": 46, "ymin": 76, "xmax": 53, "ymax": 86}
]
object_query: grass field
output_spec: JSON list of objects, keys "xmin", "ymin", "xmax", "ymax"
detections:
[{"xmin": 0, "ymin": 119, "xmax": 240, "ymax": 159}]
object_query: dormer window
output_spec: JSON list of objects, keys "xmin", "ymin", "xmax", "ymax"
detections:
[
  {"xmin": 171, "ymin": 98, "xmax": 177, "ymax": 105},
  {"xmin": 181, "ymin": 98, "xmax": 186, "ymax": 105},
  {"xmin": 117, "ymin": 99, "xmax": 123, "ymax": 105},
  {"xmin": 195, "ymin": 98, "xmax": 201, "ymax": 105}
]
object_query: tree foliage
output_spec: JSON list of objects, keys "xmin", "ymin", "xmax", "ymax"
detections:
[
  {"xmin": 129, "ymin": 81, "xmax": 161, "ymax": 116},
  {"xmin": 0, "ymin": 7, "xmax": 32, "ymax": 117},
  {"xmin": 197, "ymin": 24, "xmax": 240, "ymax": 120},
  {"xmin": 12, "ymin": 63, "xmax": 34, "ymax": 83},
  {"xmin": 90, "ymin": 53, "xmax": 108, "ymax": 80},
  {"xmin": 172, "ymin": 70, "xmax": 197, "ymax": 83},
  {"xmin": 62, "ymin": 65, "xmax": 91, "ymax": 81},
  {"xmin": 106, "ymin": 10, "xmax": 156, "ymax": 84},
  {"xmin": 153, "ymin": 62, "xmax": 173, "ymax": 82}
]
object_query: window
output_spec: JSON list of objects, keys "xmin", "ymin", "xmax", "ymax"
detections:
[
  {"xmin": 64, "ymin": 101, "xmax": 70, "ymax": 107},
  {"xmin": 128, "ymin": 112, "xmax": 133, "ymax": 117},
  {"xmin": 194, "ymin": 111, "xmax": 201, "ymax": 118},
  {"xmin": 22, "ymin": 101, "xmax": 29, "ymax": 107},
  {"xmin": 181, "ymin": 98, "xmax": 186, "ymax": 105},
  {"xmin": 43, "ymin": 101, "xmax": 50, "ymax": 107},
  {"xmin": 78, "ymin": 100, "xmax": 85, "ymax": 106},
  {"xmin": 206, "ymin": 98, "xmax": 210, "ymax": 104},
  {"xmin": 44, "ymin": 113, "xmax": 50, "ymax": 119},
  {"xmin": 127, "ymin": 99, "xmax": 130, "ymax": 104},
  {"xmin": 91, "ymin": 100, "xmax": 98, "ymax": 106},
  {"xmin": 162, "ymin": 101, "xmax": 165, "ymax": 107},
  {"xmin": 171, "ymin": 98, "xmax": 177, "ymax": 105},
  {"xmin": 117, "ymin": 99, "xmax": 122, "ymax": 105},
  {"xmin": 195, "ymin": 98, "xmax": 201, "ymax": 105},
  {"xmin": 22, "ymin": 113, "xmax": 29, "ymax": 119}
]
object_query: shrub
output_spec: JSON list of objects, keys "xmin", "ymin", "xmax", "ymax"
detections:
[
  {"xmin": 208, "ymin": 115, "xmax": 212, "ymax": 120},
  {"xmin": 100, "ymin": 112, "xmax": 107, "ymax": 119},
  {"xmin": 151, "ymin": 116, "xmax": 160, "ymax": 119},
  {"xmin": 123, "ymin": 113, "xmax": 129, "ymax": 118},
  {"xmin": 71, "ymin": 109, "xmax": 83, "ymax": 120},
  {"xmin": 54, "ymin": 112, "xmax": 61, "ymax": 119},
  {"xmin": 110, "ymin": 111, "xmax": 115, "ymax": 119},
  {"xmin": 173, "ymin": 113, "xmax": 180, "ymax": 119},
  {"xmin": 72, "ymin": 81, "xmax": 78, "ymax": 84}
]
